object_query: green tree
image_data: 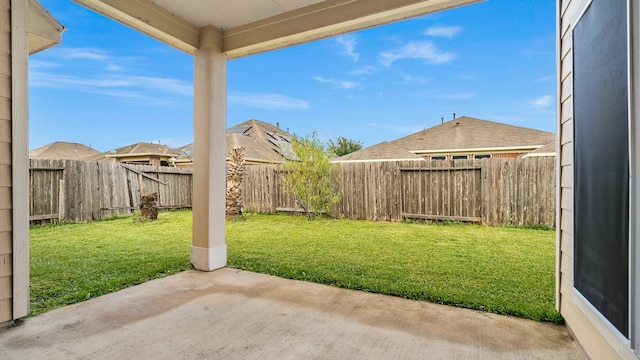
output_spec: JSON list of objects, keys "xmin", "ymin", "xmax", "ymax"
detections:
[
  {"xmin": 283, "ymin": 132, "xmax": 341, "ymax": 219},
  {"xmin": 328, "ymin": 136, "xmax": 363, "ymax": 157}
]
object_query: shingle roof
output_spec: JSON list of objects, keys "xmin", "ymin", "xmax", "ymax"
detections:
[
  {"xmin": 108, "ymin": 142, "xmax": 179, "ymax": 156},
  {"xmin": 230, "ymin": 119, "xmax": 292, "ymax": 141},
  {"xmin": 174, "ymin": 143, "xmax": 193, "ymax": 161},
  {"xmin": 32, "ymin": 120, "xmax": 296, "ymax": 165},
  {"xmin": 391, "ymin": 116, "xmax": 555, "ymax": 153},
  {"xmin": 173, "ymin": 120, "xmax": 296, "ymax": 165},
  {"xmin": 333, "ymin": 141, "xmax": 426, "ymax": 162},
  {"xmin": 29, "ymin": 141, "xmax": 102, "ymax": 160},
  {"xmin": 520, "ymin": 141, "xmax": 556, "ymax": 158},
  {"xmin": 226, "ymin": 119, "xmax": 295, "ymax": 163},
  {"xmin": 226, "ymin": 134, "xmax": 287, "ymax": 164}
]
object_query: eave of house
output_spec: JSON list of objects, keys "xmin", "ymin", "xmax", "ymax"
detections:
[
  {"xmin": 72, "ymin": 0, "xmax": 481, "ymax": 58},
  {"xmin": 28, "ymin": 0, "xmax": 65, "ymax": 55},
  {"xmin": 520, "ymin": 152, "xmax": 556, "ymax": 158},
  {"xmin": 105, "ymin": 153, "xmax": 178, "ymax": 159},
  {"xmin": 332, "ymin": 158, "xmax": 426, "ymax": 163},
  {"xmin": 411, "ymin": 145, "xmax": 545, "ymax": 155},
  {"xmin": 228, "ymin": 157, "xmax": 286, "ymax": 165}
]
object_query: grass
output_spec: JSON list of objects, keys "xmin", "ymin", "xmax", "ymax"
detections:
[
  {"xmin": 29, "ymin": 210, "xmax": 193, "ymax": 315},
  {"xmin": 227, "ymin": 213, "xmax": 561, "ymax": 323},
  {"xmin": 30, "ymin": 211, "xmax": 561, "ymax": 323}
]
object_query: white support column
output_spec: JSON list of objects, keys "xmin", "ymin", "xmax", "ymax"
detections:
[
  {"xmin": 12, "ymin": 0, "xmax": 30, "ymax": 320},
  {"xmin": 191, "ymin": 25, "xmax": 227, "ymax": 271}
]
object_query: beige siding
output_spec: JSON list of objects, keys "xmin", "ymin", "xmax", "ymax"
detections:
[
  {"xmin": 558, "ymin": 0, "xmax": 637, "ymax": 358},
  {"xmin": 0, "ymin": 0, "xmax": 9, "ymax": 324}
]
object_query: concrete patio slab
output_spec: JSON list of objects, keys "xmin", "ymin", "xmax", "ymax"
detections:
[{"xmin": 0, "ymin": 268, "xmax": 586, "ymax": 359}]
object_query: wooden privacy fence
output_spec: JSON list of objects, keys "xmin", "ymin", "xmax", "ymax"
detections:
[
  {"xmin": 29, "ymin": 159, "xmax": 192, "ymax": 222},
  {"xmin": 29, "ymin": 157, "xmax": 555, "ymax": 226},
  {"xmin": 243, "ymin": 157, "xmax": 556, "ymax": 227}
]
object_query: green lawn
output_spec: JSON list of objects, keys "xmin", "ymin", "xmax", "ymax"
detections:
[
  {"xmin": 30, "ymin": 211, "xmax": 560, "ymax": 322},
  {"xmin": 29, "ymin": 211, "xmax": 193, "ymax": 315}
]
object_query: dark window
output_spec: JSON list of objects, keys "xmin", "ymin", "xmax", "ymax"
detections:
[
  {"xmin": 474, "ymin": 154, "xmax": 491, "ymax": 159},
  {"xmin": 431, "ymin": 156, "xmax": 446, "ymax": 160},
  {"xmin": 452, "ymin": 155, "xmax": 468, "ymax": 160},
  {"xmin": 573, "ymin": 0, "xmax": 629, "ymax": 337}
]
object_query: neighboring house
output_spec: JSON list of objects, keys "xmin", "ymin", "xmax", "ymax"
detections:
[
  {"xmin": 29, "ymin": 141, "xmax": 102, "ymax": 161},
  {"xmin": 104, "ymin": 142, "xmax": 180, "ymax": 166},
  {"xmin": 332, "ymin": 141, "xmax": 425, "ymax": 163},
  {"xmin": 226, "ymin": 119, "xmax": 295, "ymax": 164},
  {"xmin": 518, "ymin": 141, "xmax": 556, "ymax": 158},
  {"xmin": 172, "ymin": 143, "xmax": 193, "ymax": 168},
  {"xmin": 28, "ymin": 120, "xmax": 295, "ymax": 168},
  {"xmin": 337, "ymin": 116, "xmax": 555, "ymax": 163},
  {"xmin": 392, "ymin": 116, "xmax": 555, "ymax": 160},
  {"xmin": 175, "ymin": 119, "xmax": 296, "ymax": 167}
]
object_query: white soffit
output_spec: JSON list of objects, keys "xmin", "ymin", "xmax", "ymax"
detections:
[
  {"xmin": 73, "ymin": 0, "xmax": 480, "ymax": 58},
  {"xmin": 153, "ymin": 0, "xmax": 326, "ymax": 29},
  {"xmin": 28, "ymin": 0, "xmax": 65, "ymax": 54}
]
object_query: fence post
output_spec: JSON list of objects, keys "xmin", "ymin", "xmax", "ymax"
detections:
[{"xmin": 58, "ymin": 177, "xmax": 65, "ymax": 222}]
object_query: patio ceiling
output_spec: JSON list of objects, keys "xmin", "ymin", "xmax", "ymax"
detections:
[{"xmin": 72, "ymin": 0, "xmax": 480, "ymax": 58}]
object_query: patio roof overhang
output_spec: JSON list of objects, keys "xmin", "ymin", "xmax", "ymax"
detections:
[
  {"xmin": 28, "ymin": 0, "xmax": 65, "ymax": 54},
  {"xmin": 71, "ymin": 0, "xmax": 480, "ymax": 58}
]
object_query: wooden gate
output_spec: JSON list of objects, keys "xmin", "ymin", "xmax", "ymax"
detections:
[
  {"xmin": 400, "ymin": 166, "xmax": 482, "ymax": 222},
  {"xmin": 29, "ymin": 166, "xmax": 65, "ymax": 222}
]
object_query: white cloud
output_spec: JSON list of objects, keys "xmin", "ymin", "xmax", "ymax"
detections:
[
  {"xmin": 532, "ymin": 95, "xmax": 553, "ymax": 108},
  {"xmin": 401, "ymin": 74, "xmax": 432, "ymax": 86},
  {"xmin": 107, "ymin": 63, "xmax": 124, "ymax": 71},
  {"xmin": 30, "ymin": 71, "xmax": 193, "ymax": 95},
  {"xmin": 424, "ymin": 25, "xmax": 462, "ymax": 38},
  {"xmin": 30, "ymin": 72, "xmax": 132, "ymax": 89},
  {"xmin": 336, "ymin": 34, "xmax": 359, "ymax": 62},
  {"xmin": 457, "ymin": 73, "xmax": 476, "ymax": 81},
  {"xmin": 56, "ymin": 47, "xmax": 110, "ymax": 61},
  {"xmin": 313, "ymin": 76, "xmax": 359, "ymax": 90},
  {"xmin": 98, "ymin": 90, "xmax": 181, "ymax": 106},
  {"xmin": 48, "ymin": 47, "xmax": 127, "ymax": 72},
  {"xmin": 380, "ymin": 41, "xmax": 456, "ymax": 67},
  {"xmin": 432, "ymin": 93, "xmax": 476, "ymax": 100},
  {"xmin": 29, "ymin": 71, "xmax": 193, "ymax": 106},
  {"xmin": 129, "ymin": 76, "xmax": 193, "ymax": 96},
  {"xmin": 350, "ymin": 66, "xmax": 377, "ymax": 76},
  {"xmin": 228, "ymin": 92, "xmax": 310, "ymax": 110},
  {"xmin": 29, "ymin": 60, "xmax": 58, "ymax": 69}
]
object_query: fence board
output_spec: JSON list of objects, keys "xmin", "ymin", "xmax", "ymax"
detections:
[
  {"xmin": 243, "ymin": 157, "xmax": 555, "ymax": 227},
  {"xmin": 30, "ymin": 157, "xmax": 555, "ymax": 227},
  {"xmin": 29, "ymin": 160, "xmax": 193, "ymax": 223}
]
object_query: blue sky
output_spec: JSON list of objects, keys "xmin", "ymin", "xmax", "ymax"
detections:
[{"xmin": 30, "ymin": 0, "xmax": 556, "ymax": 152}]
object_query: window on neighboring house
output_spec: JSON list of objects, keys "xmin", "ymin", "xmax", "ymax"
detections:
[
  {"xmin": 474, "ymin": 154, "xmax": 491, "ymax": 159},
  {"xmin": 452, "ymin": 155, "xmax": 468, "ymax": 160},
  {"xmin": 431, "ymin": 155, "xmax": 446, "ymax": 160}
]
